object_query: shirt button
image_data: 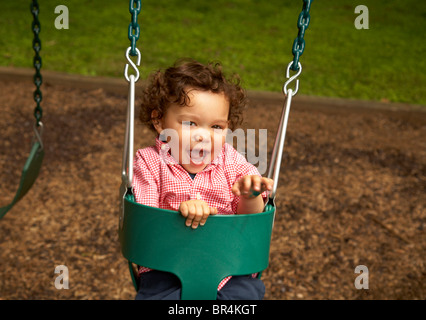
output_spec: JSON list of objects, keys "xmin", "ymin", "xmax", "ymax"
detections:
[{"xmin": 196, "ymin": 192, "xmax": 201, "ymax": 200}]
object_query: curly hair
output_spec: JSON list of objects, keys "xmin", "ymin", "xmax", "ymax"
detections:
[{"xmin": 139, "ymin": 58, "xmax": 246, "ymax": 132}]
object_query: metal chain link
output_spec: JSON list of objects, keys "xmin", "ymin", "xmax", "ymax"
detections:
[
  {"xmin": 128, "ymin": 0, "xmax": 141, "ymax": 56},
  {"xmin": 290, "ymin": 0, "xmax": 313, "ymax": 71},
  {"xmin": 31, "ymin": 0, "xmax": 42, "ymax": 126}
]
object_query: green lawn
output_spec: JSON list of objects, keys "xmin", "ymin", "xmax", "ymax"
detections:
[{"xmin": 0, "ymin": 0, "xmax": 425, "ymax": 105}]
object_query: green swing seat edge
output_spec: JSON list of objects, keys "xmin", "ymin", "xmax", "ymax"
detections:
[
  {"xmin": 0, "ymin": 142, "xmax": 44, "ymax": 219},
  {"xmin": 119, "ymin": 194, "xmax": 275, "ymax": 300}
]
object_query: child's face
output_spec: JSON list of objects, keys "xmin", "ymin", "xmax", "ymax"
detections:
[{"xmin": 153, "ymin": 89, "xmax": 230, "ymax": 174}]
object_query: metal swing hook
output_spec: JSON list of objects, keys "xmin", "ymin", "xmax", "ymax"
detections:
[
  {"xmin": 124, "ymin": 47, "xmax": 141, "ymax": 82},
  {"xmin": 283, "ymin": 61, "xmax": 302, "ymax": 96}
]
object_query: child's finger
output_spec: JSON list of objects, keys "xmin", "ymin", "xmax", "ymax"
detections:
[
  {"xmin": 231, "ymin": 182, "xmax": 241, "ymax": 196},
  {"xmin": 185, "ymin": 202, "xmax": 197, "ymax": 227},
  {"xmin": 180, "ymin": 202, "xmax": 196, "ymax": 227},
  {"xmin": 198, "ymin": 204, "xmax": 211, "ymax": 227},
  {"xmin": 241, "ymin": 175, "xmax": 252, "ymax": 194},
  {"xmin": 191, "ymin": 203, "xmax": 205, "ymax": 229},
  {"xmin": 179, "ymin": 202, "xmax": 189, "ymax": 217},
  {"xmin": 252, "ymin": 175, "xmax": 261, "ymax": 191},
  {"xmin": 260, "ymin": 178, "xmax": 273, "ymax": 192}
]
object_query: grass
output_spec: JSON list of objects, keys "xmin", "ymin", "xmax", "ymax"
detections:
[{"xmin": 0, "ymin": 0, "xmax": 425, "ymax": 105}]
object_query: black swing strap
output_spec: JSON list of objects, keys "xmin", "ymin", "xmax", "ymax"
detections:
[{"xmin": 0, "ymin": 1, "xmax": 45, "ymax": 219}]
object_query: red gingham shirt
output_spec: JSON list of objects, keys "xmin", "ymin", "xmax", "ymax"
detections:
[{"xmin": 133, "ymin": 137, "xmax": 267, "ymax": 290}]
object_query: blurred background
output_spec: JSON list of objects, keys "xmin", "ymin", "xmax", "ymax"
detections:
[{"xmin": 0, "ymin": 0, "xmax": 425, "ymax": 104}]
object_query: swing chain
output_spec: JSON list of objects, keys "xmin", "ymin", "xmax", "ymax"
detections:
[
  {"xmin": 125, "ymin": 0, "xmax": 141, "ymax": 82},
  {"xmin": 290, "ymin": 0, "xmax": 312, "ymax": 72},
  {"xmin": 128, "ymin": 0, "xmax": 141, "ymax": 57},
  {"xmin": 31, "ymin": 0, "xmax": 43, "ymax": 127}
]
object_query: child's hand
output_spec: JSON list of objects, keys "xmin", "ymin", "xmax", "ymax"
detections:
[
  {"xmin": 232, "ymin": 175, "xmax": 273, "ymax": 199},
  {"xmin": 179, "ymin": 200, "xmax": 218, "ymax": 229}
]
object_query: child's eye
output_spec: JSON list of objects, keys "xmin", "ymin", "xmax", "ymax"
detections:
[
  {"xmin": 212, "ymin": 125, "xmax": 224, "ymax": 130},
  {"xmin": 182, "ymin": 121, "xmax": 196, "ymax": 126}
]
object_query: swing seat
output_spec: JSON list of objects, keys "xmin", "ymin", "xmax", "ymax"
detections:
[
  {"xmin": 119, "ymin": 193, "xmax": 275, "ymax": 300},
  {"xmin": 0, "ymin": 141, "xmax": 44, "ymax": 219}
]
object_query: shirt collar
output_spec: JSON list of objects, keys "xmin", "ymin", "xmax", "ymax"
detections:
[{"xmin": 155, "ymin": 137, "xmax": 179, "ymax": 165}]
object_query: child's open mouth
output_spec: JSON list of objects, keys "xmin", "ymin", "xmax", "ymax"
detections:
[{"xmin": 188, "ymin": 148, "xmax": 210, "ymax": 164}]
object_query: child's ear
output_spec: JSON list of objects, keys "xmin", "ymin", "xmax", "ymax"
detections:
[{"xmin": 151, "ymin": 110, "xmax": 163, "ymax": 134}]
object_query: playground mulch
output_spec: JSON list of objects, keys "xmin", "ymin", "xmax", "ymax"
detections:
[{"xmin": 0, "ymin": 72, "xmax": 425, "ymax": 300}]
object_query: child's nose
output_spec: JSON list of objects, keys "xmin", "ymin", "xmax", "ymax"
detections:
[{"xmin": 192, "ymin": 129, "xmax": 210, "ymax": 143}]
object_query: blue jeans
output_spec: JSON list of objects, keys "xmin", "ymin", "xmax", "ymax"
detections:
[{"xmin": 135, "ymin": 270, "xmax": 265, "ymax": 300}]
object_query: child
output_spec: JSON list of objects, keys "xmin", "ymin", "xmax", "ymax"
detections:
[{"xmin": 133, "ymin": 59, "xmax": 273, "ymax": 300}]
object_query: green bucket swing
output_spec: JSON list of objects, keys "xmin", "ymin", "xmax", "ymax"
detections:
[
  {"xmin": 118, "ymin": 0, "xmax": 313, "ymax": 300},
  {"xmin": 1, "ymin": 1, "xmax": 44, "ymax": 220}
]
